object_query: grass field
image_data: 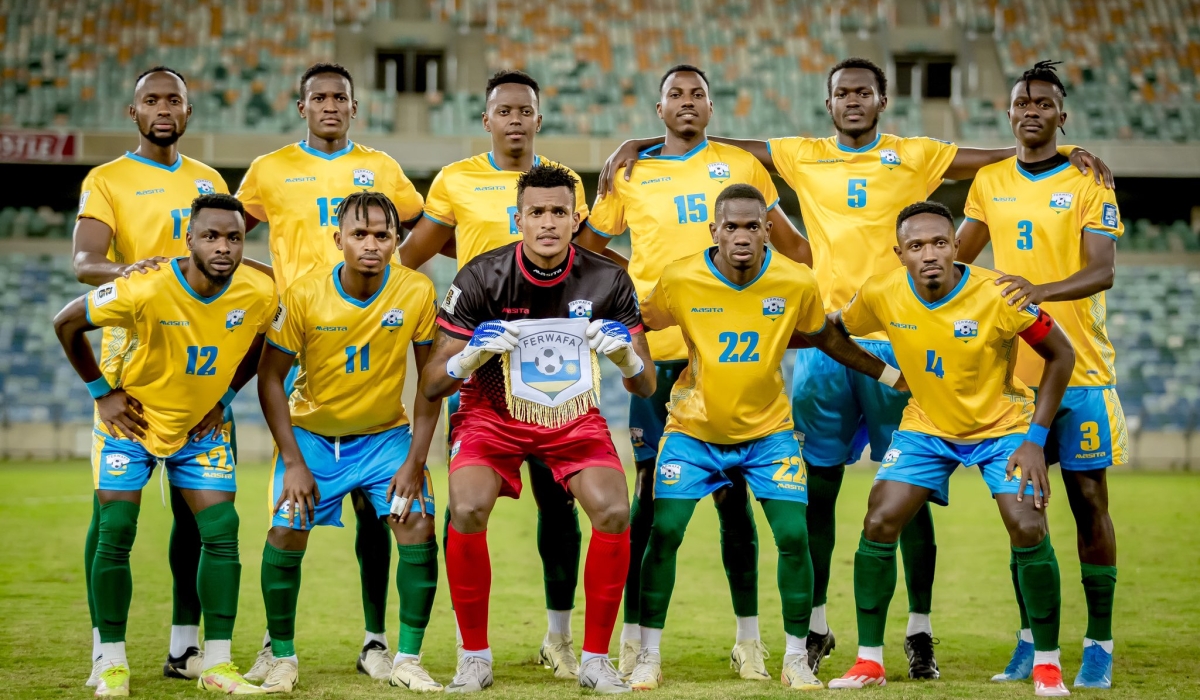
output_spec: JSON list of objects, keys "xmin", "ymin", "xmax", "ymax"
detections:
[{"xmin": 1, "ymin": 462, "xmax": 1197, "ymax": 699}]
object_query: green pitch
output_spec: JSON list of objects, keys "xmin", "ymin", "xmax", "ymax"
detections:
[{"xmin": 1, "ymin": 462, "xmax": 1197, "ymax": 699}]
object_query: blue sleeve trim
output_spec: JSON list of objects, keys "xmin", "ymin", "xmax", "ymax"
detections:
[
  {"xmin": 802, "ymin": 318, "xmax": 827, "ymax": 336},
  {"xmin": 765, "ymin": 197, "xmax": 780, "ymax": 212},
  {"xmin": 85, "ymin": 301, "xmax": 95, "ymax": 327},
  {"xmin": 964, "ymin": 217, "xmax": 982, "ymax": 224},
  {"xmin": 413, "ymin": 339, "xmax": 434, "ymax": 346},
  {"xmin": 586, "ymin": 220, "xmax": 615, "ymax": 239},
  {"xmin": 265, "ymin": 338, "xmax": 297, "ymax": 356},
  {"xmin": 1083, "ymin": 227, "xmax": 1119, "ymax": 240},
  {"xmin": 219, "ymin": 387, "xmax": 237, "ymax": 409},
  {"xmin": 421, "ymin": 212, "xmax": 453, "ymax": 228},
  {"xmin": 766, "ymin": 140, "xmax": 773, "ymax": 157}
]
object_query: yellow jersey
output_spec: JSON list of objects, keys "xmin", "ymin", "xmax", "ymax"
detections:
[
  {"xmin": 767, "ymin": 134, "xmax": 959, "ymax": 319},
  {"xmin": 266, "ymin": 262, "xmax": 439, "ymax": 437},
  {"xmin": 964, "ymin": 157, "xmax": 1123, "ymax": 387},
  {"xmin": 85, "ymin": 259, "xmax": 276, "ymax": 456},
  {"xmin": 422, "ymin": 152, "xmax": 590, "ymax": 268},
  {"xmin": 236, "ymin": 141, "xmax": 424, "ymax": 292},
  {"xmin": 840, "ymin": 263, "xmax": 1039, "ymax": 440},
  {"xmin": 588, "ymin": 140, "xmax": 780, "ymax": 361},
  {"xmin": 78, "ymin": 153, "xmax": 230, "ymax": 384},
  {"xmin": 642, "ymin": 248, "xmax": 826, "ymax": 443}
]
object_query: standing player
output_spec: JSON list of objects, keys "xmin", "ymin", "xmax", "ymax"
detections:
[
  {"xmin": 599, "ymin": 57, "xmax": 1112, "ymax": 677},
  {"xmin": 54, "ymin": 194, "xmax": 276, "ymax": 696},
  {"xmin": 71, "ymin": 66, "xmax": 244, "ymax": 685},
  {"xmin": 421, "ymin": 164, "xmax": 654, "ymax": 694},
  {"xmin": 826, "ymin": 202, "xmax": 1076, "ymax": 697},
  {"xmin": 628, "ymin": 184, "xmax": 907, "ymax": 691},
  {"xmin": 399, "ymin": 70, "xmax": 591, "ymax": 677},
  {"xmin": 254, "ymin": 192, "xmax": 443, "ymax": 694},
  {"xmin": 574, "ymin": 64, "xmax": 813, "ymax": 679},
  {"xmin": 957, "ymin": 61, "xmax": 1126, "ymax": 689},
  {"xmin": 236, "ymin": 62, "xmax": 426, "ymax": 682}
]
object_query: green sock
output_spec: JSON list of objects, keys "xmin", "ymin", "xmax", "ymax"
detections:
[
  {"xmin": 761, "ymin": 500, "xmax": 813, "ymax": 638},
  {"xmin": 531, "ymin": 457, "xmax": 581, "ymax": 612},
  {"xmin": 899, "ymin": 502, "xmax": 937, "ymax": 615},
  {"xmin": 805, "ymin": 465, "xmax": 845, "ymax": 607},
  {"xmin": 261, "ymin": 543, "xmax": 305, "ymax": 658},
  {"xmin": 716, "ymin": 484, "xmax": 759, "ymax": 618},
  {"xmin": 1010, "ymin": 553, "xmax": 1031, "ymax": 629},
  {"xmin": 638, "ymin": 498, "xmax": 697, "ymax": 629},
  {"xmin": 194, "ymin": 502, "xmax": 241, "ymax": 640},
  {"xmin": 354, "ymin": 497, "xmax": 391, "ymax": 635},
  {"xmin": 94, "ymin": 500, "xmax": 140, "ymax": 642},
  {"xmin": 85, "ymin": 493, "xmax": 100, "ymax": 631},
  {"xmin": 853, "ymin": 534, "xmax": 898, "ymax": 648},
  {"xmin": 1014, "ymin": 536, "xmax": 1062, "ymax": 652},
  {"xmin": 396, "ymin": 540, "xmax": 439, "ymax": 656},
  {"xmin": 1080, "ymin": 563, "xmax": 1117, "ymax": 642},
  {"xmin": 169, "ymin": 486, "xmax": 203, "ymax": 627},
  {"xmin": 623, "ymin": 475, "xmax": 654, "ymax": 625}
]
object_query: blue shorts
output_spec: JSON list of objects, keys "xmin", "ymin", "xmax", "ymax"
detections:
[
  {"xmin": 270, "ymin": 424, "xmax": 436, "ymax": 530},
  {"xmin": 655, "ymin": 431, "xmax": 809, "ymax": 504},
  {"xmin": 875, "ymin": 430, "xmax": 1035, "ymax": 507},
  {"xmin": 629, "ymin": 360, "xmax": 688, "ymax": 462},
  {"xmin": 1035, "ymin": 386, "xmax": 1129, "ymax": 471},
  {"xmin": 92, "ymin": 428, "xmax": 236, "ymax": 492},
  {"xmin": 792, "ymin": 339, "xmax": 909, "ymax": 467}
]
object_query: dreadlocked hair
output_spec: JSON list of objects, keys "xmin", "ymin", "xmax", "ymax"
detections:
[
  {"xmin": 1019, "ymin": 60, "xmax": 1067, "ymax": 98},
  {"xmin": 336, "ymin": 191, "xmax": 400, "ymax": 232}
]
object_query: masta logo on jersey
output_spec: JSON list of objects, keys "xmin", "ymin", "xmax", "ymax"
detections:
[
  {"xmin": 226, "ymin": 309, "xmax": 246, "ymax": 330},
  {"xmin": 105, "ymin": 453, "xmax": 130, "ymax": 476},
  {"xmin": 195, "ymin": 179, "xmax": 216, "ymax": 195},
  {"xmin": 953, "ymin": 318, "xmax": 979, "ymax": 340},
  {"xmin": 880, "ymin": 149, "xmax": 901, "ymax": 168},
  {"xmin": 659, "ymin": 462, "xmax": 682, "ymax": 485},
  {"xmin": 1049, "ymin": 192, "xmax": 1073, "ymax": 211},
  {"xmin": 382, "ymin": 308, "xmax": 404, "ymax": 329},
  {"xmin": 353, "ymin": 169, "xmax": 375, "ymax": 187},
  {"xmin": 762, "ymin": 296, "xmax": 786, "ymax": 317},
  {"xmin": 708, "ymin": 162, "xmax": 731, "ymax": 181},
  {"xmin": 568, "ymin": 299, "xmax": 593, "ymax": 319}
]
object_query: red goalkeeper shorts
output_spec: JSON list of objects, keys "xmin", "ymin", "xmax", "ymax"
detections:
[{"xmin": 448, "ymin": 404, "xmax": 624, "ymax": 498}]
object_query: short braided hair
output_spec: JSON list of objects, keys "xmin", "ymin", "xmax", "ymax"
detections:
[{"xmin": 336, "ymin": 191, "xmax": 400, "ymax": 232}]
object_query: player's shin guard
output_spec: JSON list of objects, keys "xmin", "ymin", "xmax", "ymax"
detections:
[
  {"xmin": 716, "ymin": 488, "xmax": 759, "ymax": 618},
  {"xmin": 1010, "ymin": 553, "xmax": 1032, "ymax": 629},
  {"xmin": 195, "ymin": 502, "xmax": 241, "ymax": 640},
  {"xmin": 583, "ymin": 528, "xmax": 630, "ymax": 656},
  {"xmin": 1080, "ymin": 563, "xmax": 1117, "ymax": 643},
  {"xmin": 354, "ymin": 497, "xmax": 392, "ymax": 635},
  {"xmin": 260, "ymin": 543, "xmax": 305, "ymax": 658},
  {"xmin": 806, "ymin": 466, "xmax": 845, "ymax": 608},
  {"xmin": 638, "ymin": 499, "xmax": 698, "ymax": 630},
  {"xmin": 169, "ymin": 486, "xmax": 203, "ymax": 628},
  {"xmin": 85, "ymin": 493, "xmax": 101, "ymax": 630},
  {"xmin": 534, "ymin": 476, "xmax": 581, "ymax": 613},
  {"xmin": 396, "ymin": 540, "xmax": 439, "ymax": 656},
  {"xmin": 761, "ymin": 500, "xmax": 813, "ymax": 637},
  {"xmin": 1014, "ymin": 536, "xmax": 1062, "ymax": 652},
  {"xmin": 446, "ymin": 524, "xmax": 491, "ymax": 651},
  {"xmin": 853, "ymin": 534, "xmax": 899, "ymax": 648},
  {"xmin": 623, "ymin": 463, "xmax": 655, "ymax": 625},
  {"xmin": 94, "ymin": 500, "xmax": 140, "ymax": 642},
  {"xmin": 899, "ymin": 504, "xmax": 936, "ymax": 616}
]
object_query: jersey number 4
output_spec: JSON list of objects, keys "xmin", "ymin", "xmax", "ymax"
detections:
[
  {"xmin": 925, "ymin": 350, "xmax": 945, "ymax": 379},
  {"xmin": 185, "ymin": 345, "xmax": 218, "ymax": 376},
  {"xmin": 718, "ymin": 331, "xmax": 760, "ymax": 363}
]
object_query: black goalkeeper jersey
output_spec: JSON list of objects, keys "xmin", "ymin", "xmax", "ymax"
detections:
[{"xmin": 437, "ymin": 242, "xmax": 643, "ymax": 412}]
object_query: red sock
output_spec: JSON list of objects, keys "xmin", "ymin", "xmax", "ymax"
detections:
[
  {"xmin": 446, "ymin": 524, "xmax": 491, "ymax": 651},
  {"xmin": 583, "ymin": 527, "xmax": 630, "ymax": 656}
]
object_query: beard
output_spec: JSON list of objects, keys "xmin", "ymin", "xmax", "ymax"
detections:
[
  {"xmin": 193, "ymin": 252, "xmax": 234, "ymax": 287},
  {"xmin": 836, "ymin": 112, "xmax": 880, "ymax": 139},
  {"xmin": 139, "ymin": 123, "xmax": 185, "ymax": 148}
]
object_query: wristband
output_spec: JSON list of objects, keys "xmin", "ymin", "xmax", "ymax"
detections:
[
  {"xmin": 877, "ymin": 364, "xmax": 901, "ymax": 388},
  {"xmin": 618, "ymin": 353, "xmax": 645, "ymax": 379},
  {"xmin": 86, "ymin": 376, "xmax": 114, "ymax": 400},
  {"xmin": 1024, "ymin": 424, "xmax": 1050, "ymax": 448},
  {"xmin": 446, "ymin": 354, "xmax": 470, "ymax": 380},
  {"xmin": 219, "ymin": 388, "xmax": 237, "ymax": 409}
]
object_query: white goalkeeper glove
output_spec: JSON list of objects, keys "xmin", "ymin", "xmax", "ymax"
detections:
[
  {"xmin": 586, "ymin": 319, "xmax": 644, "ymax": 379},
  {"xmin": 446, "ymin": 320, "xmax": 520, "ymax": 380}
]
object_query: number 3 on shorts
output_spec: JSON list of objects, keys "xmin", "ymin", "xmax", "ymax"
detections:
[{"xmin": 1079, "ymin": 421, "xmax": 1100, "ymax": 452}]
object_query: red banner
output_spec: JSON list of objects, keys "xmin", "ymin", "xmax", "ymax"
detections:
[{"xmin": 0, "ymin": 129, "xmax": 77, "ymax": 163}]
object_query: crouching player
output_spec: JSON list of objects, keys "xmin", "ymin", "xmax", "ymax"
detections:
[
  {"xmin": 827, "ymin": 201, "xmax": 1077, "ymax": 697},
  {"xmin": 53, "ymin": 194, "xmax": 276, "ymax": 696},
  {"xmin": 254, "ymin": 192, "xmax": 443, "ymax": 694},
  {"xmin": 627, "ymin": 184, "xmax": 907, "ymax": 691},
  {"xmin": 420, "ymin": 164, "xmax": 655, "ymax": 694}
]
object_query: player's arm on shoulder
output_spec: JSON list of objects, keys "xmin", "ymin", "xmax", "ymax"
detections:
[
  {"xmin": 955, "ymin": 218, "xmax": 991, "ymax": 264},
  {"xmin": 942, "ymin": 145, "xmax": 1013, "ymax": 181},
  {"xmin": 1035, "ymin": 232, "xmax": 1117, "ymax": 304},
  {"xmin": 767, "ymin": 208, "xmax": 812, "ymax": 267},
  {"xmin": 399, "ymin": 211, "xmax": 456, "ymax": 270},
  {"xmin": 710, "ymin": 136, "xmax": 775, "ymax": 172},
  {"xmin": 598, "ymin": 136, "xmax": 664, "ymax": 196}
]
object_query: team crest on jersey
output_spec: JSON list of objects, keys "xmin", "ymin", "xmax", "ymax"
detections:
[
  {"xmin": 450, "ymin": 440, "xmax": 461, "ymax": 459},
  {"xmin": 881, "ymin": 448, "xmax": 901, "ymax": 467},
  {"xmin": 762, "ymin": 296, "xmax": 786, "ymax": 317},
  {"xmin": 629, "ymin": 427, "xmax": 645, "ymax": 448},
  {"xmin": 880, "ymin": 149, "xmax": 901, "ymax": 168},
  {"xmin": 105, "ymin": 453, "xmax": 130, "ymax": 476},
  {"xmin": 568, "ymin": 299, "xmax": 594, "ymax": 319},
  {"xmin": 660, "ymin": 462, "xmax": 682, "ymax": 485},
  {"xmin": 195, "ymin": 179, "xmax": 216, "ymax": 195},
  {"xmin": 353, "ymin": 169, "xmax": 375, "ymax": 188},
  {"xmin": 226, "ymin": 309, "xmax": 246, "ymax": 330},
  {"xmin": 382, "ymin": 308, "xmax": 404, "ymax": 329},
  {"xmin": 708, "ymin": 162, "xmax": 731, "ymax": 181},
  {"xmin": 1102, "ymin": 202, "xmax": 1119, "ymax": 228},
  {"xmin": 953, "ymin": 319, "xmax": 979, "ymax": 340},
  {"xmin": 1049, "ymin": 192, "xmax": 1073, "ymax": 211}
]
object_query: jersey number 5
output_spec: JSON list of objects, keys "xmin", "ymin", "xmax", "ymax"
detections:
[{"xmin": 848, "ymin": 179, "xmax": 867, "ymax": 208}]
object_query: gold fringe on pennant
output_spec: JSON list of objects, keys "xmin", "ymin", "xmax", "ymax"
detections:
[{"xmin": 502, "ymin": 350, "xmax": 602, "ymax": 428}]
